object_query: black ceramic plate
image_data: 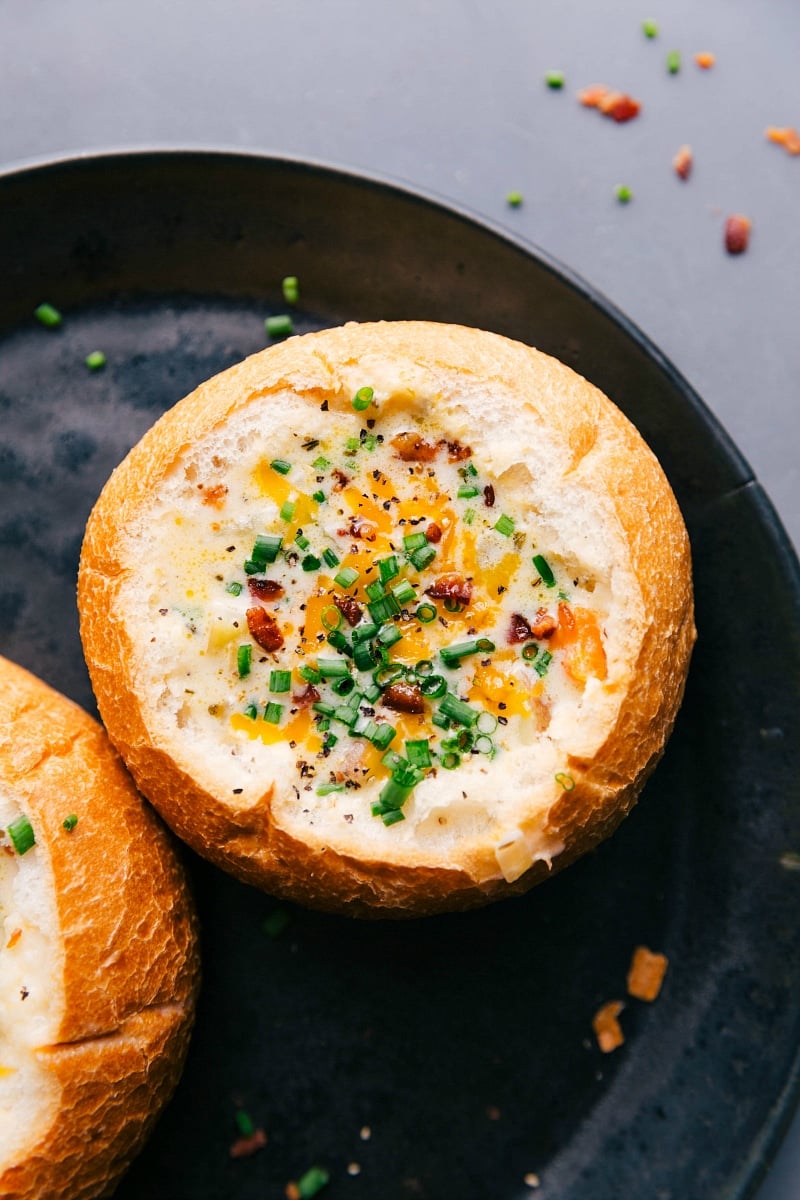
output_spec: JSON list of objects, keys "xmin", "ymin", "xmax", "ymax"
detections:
[{"xmin": 1, "ymin": 151, "xmax": 799, "ymax": 1200}]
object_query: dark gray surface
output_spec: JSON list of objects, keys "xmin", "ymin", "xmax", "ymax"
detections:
[{"xmin": 0, "ymin": 2, "xmax": 797, "ymax": 1196}]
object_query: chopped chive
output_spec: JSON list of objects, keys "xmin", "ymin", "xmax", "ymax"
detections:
[
  {"xmin": 34, "ymin": 302, "xmax": 62, "ymax": 328},
  {"xmin": 534, "ymin": 650, "xmax": 553, "ymax": 678},
  {"xmin": 378, "ymin": 778, "xmax": 412, "ymax": 812},
  {"xmin": 317, "ymin": 657, "xmax": 350, "ymax": 678},
  {"xmin": 405, "ymin": 739, "xmax": 432, "ymax": 768},
  {"xmin": 281, "ymin": 275, "xmax": 300, "ymax": 305},
  {"xmin": 295, "ymin": 533, "xmax": 311, "ymax": 551},
  {"xmin": 321, "ymin": 605, "xmax": 342, "ymax": 632},
  {"xmin": 8, "ymin": 814, "xmax": 35, "ymax": 855},
  {"xmin": 494, "ymin": 514, "xmax": 515, "ymax": 537},
  {"xmin": 316, "ymin": 782, "xmax": 345, "ymax": 796},
  {"xmin": 368, "ymin": 594, "xmax": 400, "ymax": 624},
  {"xmin": 414, "ymin": 659, "xmax": 434, "ymax": 677},
  {"xmin": 235, "ymin": 1109, "xmax": 255, "ymax": 1137},
  {"xmin": 476, "ymin": 711, "xmax": 498, "ymax": 734},
  {"xmin": 642, "ymin": 18, "xmax": 659, "ymax": 37},
  {"xmin": 312, "ymin": 700, "xmax": 337, "ymax": 718},
  {"xmin": 463, "ymin": 507, "xmax": 476, "ymax": 525},
  {"xmin": 345, "ymin": 436, "xmax": 360, "ymax": 453},
  {"xmin": 237, "ymin": 644, "xmax": 252, "ymax": 678},
  {"xmin": 244, "ymin": 702, "xmax": 259, "ymax": 720},
  {"xmin": 251, "ymin": 533, "xmax": 283, "ymax": 565},
  {"xmin": 352, "ymin": 622, "xmax": 379, "ymax": 643},
  {"xmin": 419, "ymin": 674, "xmax": 446, "ymax": 698},
  {"xmin": 371, "ymin": 723, "xmax": 397, "ymax": 750},
  {"xmin": 312, "ymin": 490, "xmax": 326, "ymax": 503},
  {"xmin": 280, "ymin": 499, "xmax": 296, "ymax": 522},
  {"xmin": 474, "ymin": 735, "xmax": 495, "ymax": 756},
  {"xmin": 299, "ymin": 664, "xmax": 322, "ymax": 683},
  {"xmin": 440, "ymin": 638, "xmax": 495, "ymax": 667},
  {"xmin": 322, "ymin": 547, "xmax": 340, "ymax": 569},
  {"xmin": 269, "ymin": 669, "xmax": 291, "ymax": 693},
  {"xmin": 270, "ymin": 458, "xmax": 292, "ymax": 475},
  {"xmin": 615, "ymin": 184, "xmax": 634, "ymax": 204},
  {"xmin": 312, "ymin": 455, "xmax": 330, "ymax": 471},
  {"xmin": 326, "ymin": 629, "xmax": 352, "ymax": 655},
  {"xmin": 263, "ymin": 701, "xmax": 284, "ymax": 724},
  {"xmin": 334, "ymin": 566, "xmax": 360, "ymax": 589},
  {"xmin": 365, "ymin": 580, "xmax": 385, "ymax": 602},
  {"xmin": 416, "ymin": 602, "xmax": 437, "ymax": 623},
  {"xmin": 225, "ymin": 580, "xmax": 243, "ymax": 596},
  {"xmin": 265, "ymin": 314, "xmax": 294, "ymax": 338},
  {"xmin": 377, "ymin": 622, "xmax": 403, "ymax": 648},
  {"xmin": 301, "ymin": 554, "xmax": 322, "ymax": 572},
  {"xmin": 333, "ymin": 701, "xmax": 358, "ymax": 723},
  {"xmin": 392, "ymin": 579, "xmax": 417, "ymax": 606},
  {"xmin": 440, "ymin": 750, "xmax": 460, "ymax": 769},
  {"xmin": 544, "ymin": 70, "xmax": 565, "ymax": 89},
  {"xmin": 85, "ymin": 350, "xmax": 106, "ymax": 370},
  {"xmin": 62, "ymin": 813, "xmax": 78, "ymax": 832},
  {"xmin": 374, "ymin": 662, "xmax": 405, "ymax": 688},
  {"xmin": 410, "ymin": 544, "xmax": 437, "ymax": 571},
  {"xmin": 377, "ymin": 555, "xmax": 400, "ymax": 583},
  {"xmin": 521, "ymin": 642, "xmax": 538, "ymax": 660},
  {"xmin": 403, "ymin": 532, "xmax": 428, "ymax": 553},
  {"xmin": 363, "ymin": 432, "xmax": 378, "ymax": 451},
  {"xmin": 555, "ymin": 771, "xmax": 576, "ymax": 791},
  {"xmin": 506, "ymin": 190, "xmax": 524, "ymax": 208},
  {"xmin": 352, "ymin": 386, "xmax": 375, "ymax": 412},
  {"xmin": 439, "ymin": 693, "xmax": 479, "ymax": 727},
  {"xmin": 353, "ymin": 641, "xmax": 377, "ymax": 671},
  {"xmin": 666, "ymin": 49, "xmax": 681, "ymax": 73},
  {"xmin": 458, "ymin": 483, "xmax": 480, "ymax": 499},
  {"xmin": 532, "ymin": 553, "xmax": 556, "ymax": 586},
  {"xmin": 431, "ymin": 709, "xmax": 451, "ymax": 730},
  {"xmin": 381, "ymin": 808, "xmax": 406, "ymax": 826}
]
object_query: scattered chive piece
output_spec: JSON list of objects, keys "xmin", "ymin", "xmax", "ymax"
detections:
[
  {"xmin": 555, "ymin": 771, "xmax": 576, "ymax": 791},
  {"xmin": 506, "ymin": 190, "xmax": 524, "ymax": 207},
  {"xmin": 235, "ymin": 1109, "xmax": 256, "ymax": 1137},
  {"xmin": 281, "ymin": 275, "xmax": 300, "ymax": 305},
  {"xmin": 326, "ymin": 629, "xmax": 351, "ymax": 655},
  {"xmin": 532, "ymin": 553, "xmax": 556, "ymax": 586},
  {"xmin": 345, "ymin": 436, "xmax": 360, "ymax": 453},
  {"xmin": 371, "ymin": 723, "xmax": 397, "ymax": 750},
  {"xmin": 301, "ymin": 554, "xmax": 322, "ymax": 572},
  {"xmin": 269, "ymin": 669, "xmax": 291, "ymax": 693},
  {"xmin": 377, "ymin": 555, "xmax": 399, "ymax": 584},
  {"xmin": 225, "ymin": 580, "xmax": 243, "ymax": 596},
  {"xmin": 365, "ymin": 580, "xmax": 385, "ymax": 602},
  {"xmin": 463, "ymin": 507, "xmax": 476, "ymax": 525},
  {"xmin": 250, "ymin": 533, "xmax": 283, "ymax": 566},
  {"xmin": 440, "ymin": 638, "xmax": 495, "ymax": 667},
  {"xmin": 545, "ymin": 70, "xmax": 565, "ymax": 89},
  {"xmin": 416, "ymin": 602, "xmax": 437, "ymax": 623},
  {"xmin": 280, "ymin": 499, "xmax": 296, "ymax": 522},
  {"xmin": 494, "ymin": 513, "xmax": 515, "ymax": 537},
  {"xmin": 419, "ymin": 674, "xmax": 447, "ymax": 698},
  {"xmin": 440, "ymin": 750, "xmax": 460, "ymax": 769},
  {"xmin": 666, "ymin": 49, "xmax": 681, "ymax": 73},
  {"xmin": 403, "ymin": 531, "xmax": 428, "ymax": 553},
  {"xmin": 406, "ymin": 739, "xmax": 432, "ymax": 768},
  {"xmin": 263, "ymin": 701, "xmax": 284, "ymax": 724},
  {"xmin": 62, "ymin": 813, "xmax": 79, "ymax": 832},
  {"xmin": 321, "ymin": 606, "xmax": 342, "ymax": 633},
  {"xmin": 352, "ymin": 386, "xmax": 375, "ymax": 412},
  {"xmin": 353, "ymin": 640, "xmax": 377, "ymax": 671},
  {"xmin": 352, "ymin": 623, "xmax": 379, "ymax": 643},
  {"xmin": 439, "ymin": 693, "xmax": 479, "ymax": 727},
  {"xmin": 270, "ymin": 458, "xmax": 292, "ymax": 475},
  {"xmin": 8, "ymin": 814, "xmax": 35, "ymax": 855},
  {"xmin": 34, "ymin": 302, "xmax": 62, "ymax": 328},
  {"xmin": 476, "ymin": 711, "xmax": 498, "ymax": 734},
  {"xmin": 312, "ymin": 490, "xmax": 326, "ymax": 503},
  {"xmin": 85, "ymin": 350, "xmax": 106, "ymax": 370},
  {"xmin": 237, "ymin": 644, "xmax": 252, "ymax": 678},
  {"xmin": 534, "ymin": 650, "xmax": 553, "ymax": 678},
  {"xmin": 378, "ymin": 778, "xmax": 412, "ymax": 812},
  {"xmin": 458, "ymin": 483, "xmax": 480, "ymax": 499},
  {"xmin": 322, "ymin": 547, "xmax": 340, "ymax": 568},
  {"xmin": 244, "ymin": 703, "xmax": 259, "ymax": 720},
  {"xmin": 642, "ymin": 18, "xmax": 659, "ymax": 37},
  {"xmin": 392, "ymin": 579, "xmax": 417, "ymax": 606},
  {"xmin": 334, "ymin": 566, "xmax": 360, "ymax": 589},
  {"xmin": 299, "ymin": 664, "xmax": 322, "ymax": 684},
  {"xmin": 374, "ymin": 662, "xmax": 405, "ymax": 688},
  {"xmin": 312, "ymin": 455, "xmax": 330, "ymax": 471},
  {"xmin": 410, "ymin": 544, "xmax": 437, "ymax": 571},
  {"xmin": 295, "ymin": 533, "xmax": 311, "ymax": 550},
  {"xmin": 381, "ymin": 808, "xmax": 406, "ymax": 826},
  {"xmin": 265, "ymin": 314, "xmax": 294, "ymax": 338},
  {"xmin": 615, "ymin": 184, "xmax": 634, "ymax": 204},
  {"xmin": 522, "ymin": 641, "xmax": 538, "ymax": 661},
  {"xmin": 316, "ymin": 782, "xmax": 345, "ymax": 795},
  {"xmin": 317, "ymin": 657, "xmax": 350, "ymax": 678},
  {"xmin": 377, "ymin": 622, "xmax": 403, "ymax": 648},
  {"xmin": 368, "ymin": 594, "xmax": 400, "ymax": 624}
]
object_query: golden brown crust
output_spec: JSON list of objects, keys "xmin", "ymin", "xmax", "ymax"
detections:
[
  {"xmin": 0, "ymin": 656, "xmax": 200, "ymax": 1196},
  {"xmin": 78, "ymin": 320, "xmax": 695, "ymax": 916}
]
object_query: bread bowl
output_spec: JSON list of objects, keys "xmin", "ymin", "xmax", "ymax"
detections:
[
  {"xmin": 78, "ymin": 320, "xmax": 695, "ymax": 916},
  {"xmin": 0, "ymin": 655, "xmax": 199, "ymax": 1198}
]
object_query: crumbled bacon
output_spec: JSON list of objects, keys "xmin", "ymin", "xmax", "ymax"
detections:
[
  {"xmin": 443, "ymin": 438, "xmax": 472, "ymax": 462},
  {"xmin": 382, "ymin": 681, "xmax": 425, "ymax": 714},
  {"xmin": 579, "ymin": 84, "xmax": 641, "ymax": 122},
  {"xmin": 766, "ymin": 126, "xmax": 800, "ymax": 156},
  {"xmin": 592, "ymin": 1000, "xmax": 625, "ymax": 1053},
  {"xmin": 694, "ymin": 51, "xmax": 715, "ymax": 69},
  {"xmin": 724, "ymin": 214, "xmax": 752, "ymax": 255},
  {"xmin": 579, "ymin": 84, "xmax": 608, "ymax": 108},
  {"xmin": 334, "ymin": 593, "xmax": 363, "ymax": 627},
  {"xmin": 426, "ymin": 522, "xmax": 442, "ymax": 543},
  {"xmin": 507, "ymin": 612, "xmax": 532, "ymax": 644},
  {"xmin": 230, "ymin": 1128, "xmax": 267, "ymax": 1158},
  {"xmin": 672, "ymin": 144, "xmax": 693, "ymax": 180},
  {"xmin": 331, "ymin": 468, "xmax": 350, "ymax": 490},
  {"xmin": 425, "ymin": 573, "xmax": 473, "ymax": 606},
  {"xmin": 292, "ymin": 684, "xmax": 321, "ymax": 708},
  {"xmin": 483, "ymin": 484, "xmax": 495, "ymax": 508},
  {"xmin": 391, "ymin": 431, "xmax": 439, "ymax": 462},
  {"xmin": 348, "ymin": 516, "xmax": 377, "ymax": 542},
  {"xmin": 247, "ymin": 577, "xmax": 285, "ymax": 601},
  {"xmin": 246, "ymin": 607, "xmax": 284, "ymax": 652},
  {"xmin": 626, "ymin": 946, "xmax": 668, "ymax": 1002},
  {"xmin": 200, "ymin": 483, "xmax": 228, "ymax": 508},
  {"xmin": 530, "ymin": 608, "xmax": 557, "ymax": 639}
]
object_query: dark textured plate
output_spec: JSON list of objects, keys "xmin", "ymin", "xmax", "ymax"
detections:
[{"xmin": 1, "ymin": 151, "xmax": 798, "ymax": 1200}]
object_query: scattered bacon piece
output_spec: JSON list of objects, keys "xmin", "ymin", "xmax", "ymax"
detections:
[
  {"xmin": 285, "ymin": 1182, "xmax": 302, "ymax": 1199},
  {"xmin": 349, "ymin": 516, "xmax": 377, "ymax": 542},
  {"xmin": 483, "ymin": 484, "xmax": 495, "ymax": 508},
  {"xmin": 530, "ymin": 608, "xmax": 557, "ymax": 639},
  {"xmin": 248, "ymin": 577, "xmax": 285, "ymax": 601},
  {"xmin": 724, "ymin": 213, "xmax": 752, "ymax": 255},
  {"xmin": 382, "ymin": 681, "xmax": 425, "ymax": 714},
  {"xmin": 229, "ymin": 1128, "xmax": 267, "ymax": 1158},
  {"xmin": 578, "ymin": 84, "xmax": 609, "ymax": 108},
  {"xmin": 592, "ymin": 1000, "xmax": 625, "ymax": 1054},
  {"xmin": 599, "ymin": 91, "xmax": 641, "ymax": 122},
  {"xmin": 507, "ymin": 612, "xmax": 533, "ymax": 644},
  {"xmin": 331, "ymin": 468, "xmax": 350, "ymax": 490},
  {"xmin": 200, "ymin": 483, "xmax": 228, "ymax": 508},
  {"xmin": 246, "ymin": 607, "xmax": 284, "ymax": 652},
  {"xmin": 292, "ymin": 684, "xmax": 321, "ymax": 708},
  {"xmin": 626, "ymin": 946, "xmax": 669, "ymax": 1002},
  {"xmin": 766, "ymin": 126, "xmax": 800, "ymax": 156},
  {"xmin": 334, "ymin": 593, "xmax": 363, "ymax": 627},
  {"xmin": 673, "ymin": 144, "xmax": 693, "ymax": 180},
  {"xmin": 6, "ymin": 928, "xmax": 22, "ymax": 950},
  {"xmin": 443, "ymin": 438, "xmax": 472, "ymax": 462},
  {"xmin": 425, "ymin": 572, "xmax": 473, "ymax": 606},
  {"xmin": 694, "ymin": 51, "xmax": 715, "ymax": 69},
  {"xmin": 426, "ymin": 521, "xmax": 442, "ymax": 543},
  {"xmin": 391, "ymin": 431, "xmax": 438, "ymax": 462}
]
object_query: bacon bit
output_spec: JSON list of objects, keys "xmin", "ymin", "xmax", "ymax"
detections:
[
  {"xmin": 483, "ymin": 484, "xmax": 495, "ymax": 508},
  {"xmin": 425, "ymin": 573, "xmax": 473, "ymax": 606},
  {"xmin": 382, "ymin": 681, "xmax": 425, "ymax": 714},
  {"xmin": 6, "ymin": 928, "xmax": 22, "ymax": 950},
  {"xmin": 285, "ymin": 1183, "xmax": 301, "ymax": 1199},
  {"xmin": 724, "ymin": 214, "xmax": 752, "ymax": 255},
  {"xmin": 230, "ymin": 1128, "xmax": 267, "ymax": 1158},
  {"xmin": 507, "ymin": 612, "xmax": 533, "ymax": 644},
  {"xmin": 766, "ymin": 126, "xmax": 800, "ymax": 156},
  {"xmin": 598, "ymin": 91, "xmax": 641, "ymax": 122},
  {"xmin": 426, "ymin": 521, "xmax": 442, "ymax": 543},
  {"xmin": 331, "ymin": 468, "xmax": 350, "ymax": 490},
  {"xmin": 672, "ymin": 144, "xmax": 693, "ymax": 180},
  {"xmin": 391, "ymin": 431, "xmax": 438, "ymax": 462},
  {"xmin": 443, "ymin": 438, "xmax": 472, "ymax": 462},
  {"xmin": 578, "ymin": 84, "xmax": 609, "ymax": 108},
  {"xmin": 626, "ymin": 946, "xmax": 669, "ymax": 1002},
  {"xmin": 293, "ymin": 683, "xmax": 321, "ymax": 708},
  {"xmin": 334, "ymin": 593, "xmax": 363, "ymax": 627},
  {"xmin": 246, "ymin": 607, "xmax": 284, "ymax": 652},
  {"xmin": 248, "ymin": 577, "xmax": 285, "ymax": 601},
  {"xmin": 349, "ymin": 516, "xmax": 377, "ymax": 542},
  {"xmin": 592, "ymin": 1000, "xmax": 625, "ymax": 1053},
  {"xmin": 530, "ymin": 608, "xmax": 557, "ymax": 639},
  {"xmin": 694, "ymin": 51, "xmax": 715, "ymax": 69},
  {"xmin": 200, "ymin": 483, "xmax": 228, "ymax": 508}
]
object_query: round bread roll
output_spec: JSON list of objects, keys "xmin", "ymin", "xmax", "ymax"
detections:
[
  {"xmin": 0, "ymin": 656, "xmax": 199, "ymax": 1199},
  {"xmin": 79, "ymin": 321, "xmax": 695, "ymax": 917}
]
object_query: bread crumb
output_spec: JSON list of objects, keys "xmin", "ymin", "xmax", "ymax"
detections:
[
  {"xmin": 359, "ymin": 1125, "xmax": 372, "ymax": 1141},
  {"xmin": 592, "ymin": 1000, "xmax": 625, "ymax": 1053},
  {"xmin": 524, "ymin": 1172, "xmax": 541, "ymax": 1188},
  {"xmin": 347, "ymin": 1163, "xmax": 361, "ymax": 1176},
  {"xmin": 627, "ymin": 946, "xmax": 668, "ymax": 1001}
]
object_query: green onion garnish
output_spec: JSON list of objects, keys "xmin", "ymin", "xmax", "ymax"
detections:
[
  {"xmin": 440, "ymin": 750, "xmax": 460, "ymax": 769},
  {"xmin": 345, "ymin": 436, "xmax": 359, "ymax": 453},
  {"xmin": 378, "ymin": 778, "xmax": 412, "ymax": 812},
  {"xmin": 282, "ymin": 275, "xmax": 300, "ymax": 305},
  {"xmin": 544, "ymin": 70, "xmax": 565, "ymax": 89},
  {"xmin": 414, "ymin": 659, "xmax": 434, "ymax": 677},
  {"xmin": 642, "ymin": 18, "xmax": 659, "ymax": 37},
  {"xmin": 301, "ymin": 554, "xmax": 322, "ymax": 572},
  {"xmin": 280, "ymin": 499, "xmax": 296, "ymax": 522},
  {"xmin": 374, "ymin": 662, "xmax": 405, "ymax": 688},
  {"xmin": 371, "ymin": 723, "xmax": 397, "ymax": 750},
  {"xmin": 494, "ymin": 514, "xmax": 515, "ymax": 537},
  {"xmin": 333, "ymin": 701, "xmax": 358, "ymax": 724},
  {"xmin": 352, "ymin": 623, "xmax": 379, "ymax": 642},
  {"xmin": 368, "ymin": 595, "xmax": 400, "ymax": 624},
  {"xmin": 270, "ymin": 458, "xmax": 292, "ymax": 475},
  {"xmin": 299, "ymin": 664, "xmax": 322, "ymax": 683},
  {"xmin": 439, "ymin": 693, "xmax": 480, "ymax": 727},
  {"xmin": 365, "ymin": 580, "xmax": 385, "ymax": 602},
  {"xmin": 474, "ymin": 735, "xmax": 495, "ymax": 756},
  {"xmin": 353, "ymin": 641, "xmax": 377, "ymax": 671},
  {"xmin": 317, "ymin": 782, "xmax": 345, "ymax": 796},
  {"xmin": 440, "ymin": 638, "xmax": 495, "ymax": 667},
  {"xmin": 377, "ymin": 555, "xmax": 399, "ymax": 583},
  {"xmin": 225, "ymin": 580, "xmax": 243, "ymax": 596},
  {"xmin": 235, "ymin": 1109, "xmax": 255, "ymax": 1137},
  {"xmin": 532, "ymin": 554, "xmax": 556, "ymax": 587},
  {"xmin": 270, "ymin": 669, "xmax": 291, "ymax": 693},
  {"xmin": 312, "ymin": 455, "xmax": 330, "ymax": 471},
  {"xmin": 377, "ymin": 622, "xmax": 402, "ymax": 648},
  {"xmin": 555, "ymin": 772, "xmax": 575, "ymax": 791},
  {"xmin": 34, "ymin": 302, "xmax": 62, "ymax": 328},
  {"xmin": 666, "ymin": 49, "xmax": 681, "ymax": 73},
  {"xmin": 312, "ymin": 490, "xmax": 326, "ymax": 503},
  {"xmin": 8, "ymin": 814, "xmax": 35, "ymax": 855},
  {"xmin": 237, "ymin": 644, "xmax": 252, "ymax": 678},
  {"xmin": 403, "ymin": 532, "xmax": 428, "ymax": 553},
  {"xmin": 506, "ymin": 190, "xmax": 524, "ymax": 207},
  {"xmin": 476, "ymin": 711, "xmax": 498, "ymax": 734},
  {"xmin": 392, "ymin": 580, "xmax": 417, "ymax": 606},
  {"xmin": 244, "ymin": 703, "xmax": 259, "ymax": 720},
  {"xmin": 85, "ymin": 350, "xmax": 106, "ymax": 370},
  {"xmin": 420, "ymin": 674, "xmax": 447, "ymax": 698},
  {"xmin": 409, "ymin": 544, "xmax": 437, "ymax": 571},
  {"xmin": 317, "ymin": 657, "xmax": 351, "ymax": 678},
  {"xmin": 321, "ymin": 605, "xmax": 342, "ymax": 632},
  {"xmin": 522, "ymin": 642, "xmax": 538, "ymax": 661},
  {"xmin": 457, "ymin": 483, "xmax": 480, "ymax": 499},
  {"xmin": 416, "ymin": 602, "xmax": 437, "ymax": 623},
  {"xmin": 381, "ymin": 808, "xmax": 406, "ymax": 826},
  {"xmin": 463, "ymin": 508, "xmax": 476, "ymax": 525},
  {"xmin": 265, "ymin": 314, "xmax": 294, "ymax": 339},
  {"xmin": 334, "ymin": 566, "xmax": 360, "ymax": 589},
  {"xmin": 352, "ymin": 386, "xmax": 375, "ymax": 412},
  {"xmin": 263, "ymin": 702, "xmax": 284, "ymax": 724},
  {"xmin": 295, "ymin": 533, "xmax": 310, "ymax": 550},
  {"xmin": 534, "ymin": 650, "xmax": 553, "ymax": 678},
  {"xmin": 322, "ymin": 547, "xmax": 340, "ymax": 569},
  {"xmin": 251, "ymin": 533, "xmax": 283, "ymax": 565},
  {"xmin": 312, "ymin": 700, "xmax": 336, "ymax": 717},
  {"xmin": 615, "ymin": 184, "xmax": 633, "ymax": 204},
  {"xmin": 62, "ymin": 814, "xmax": 78, "ymax": 832},
  {"xmin": 405, "ymin": 739, "xmax": 432, "ymax": 768}
]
